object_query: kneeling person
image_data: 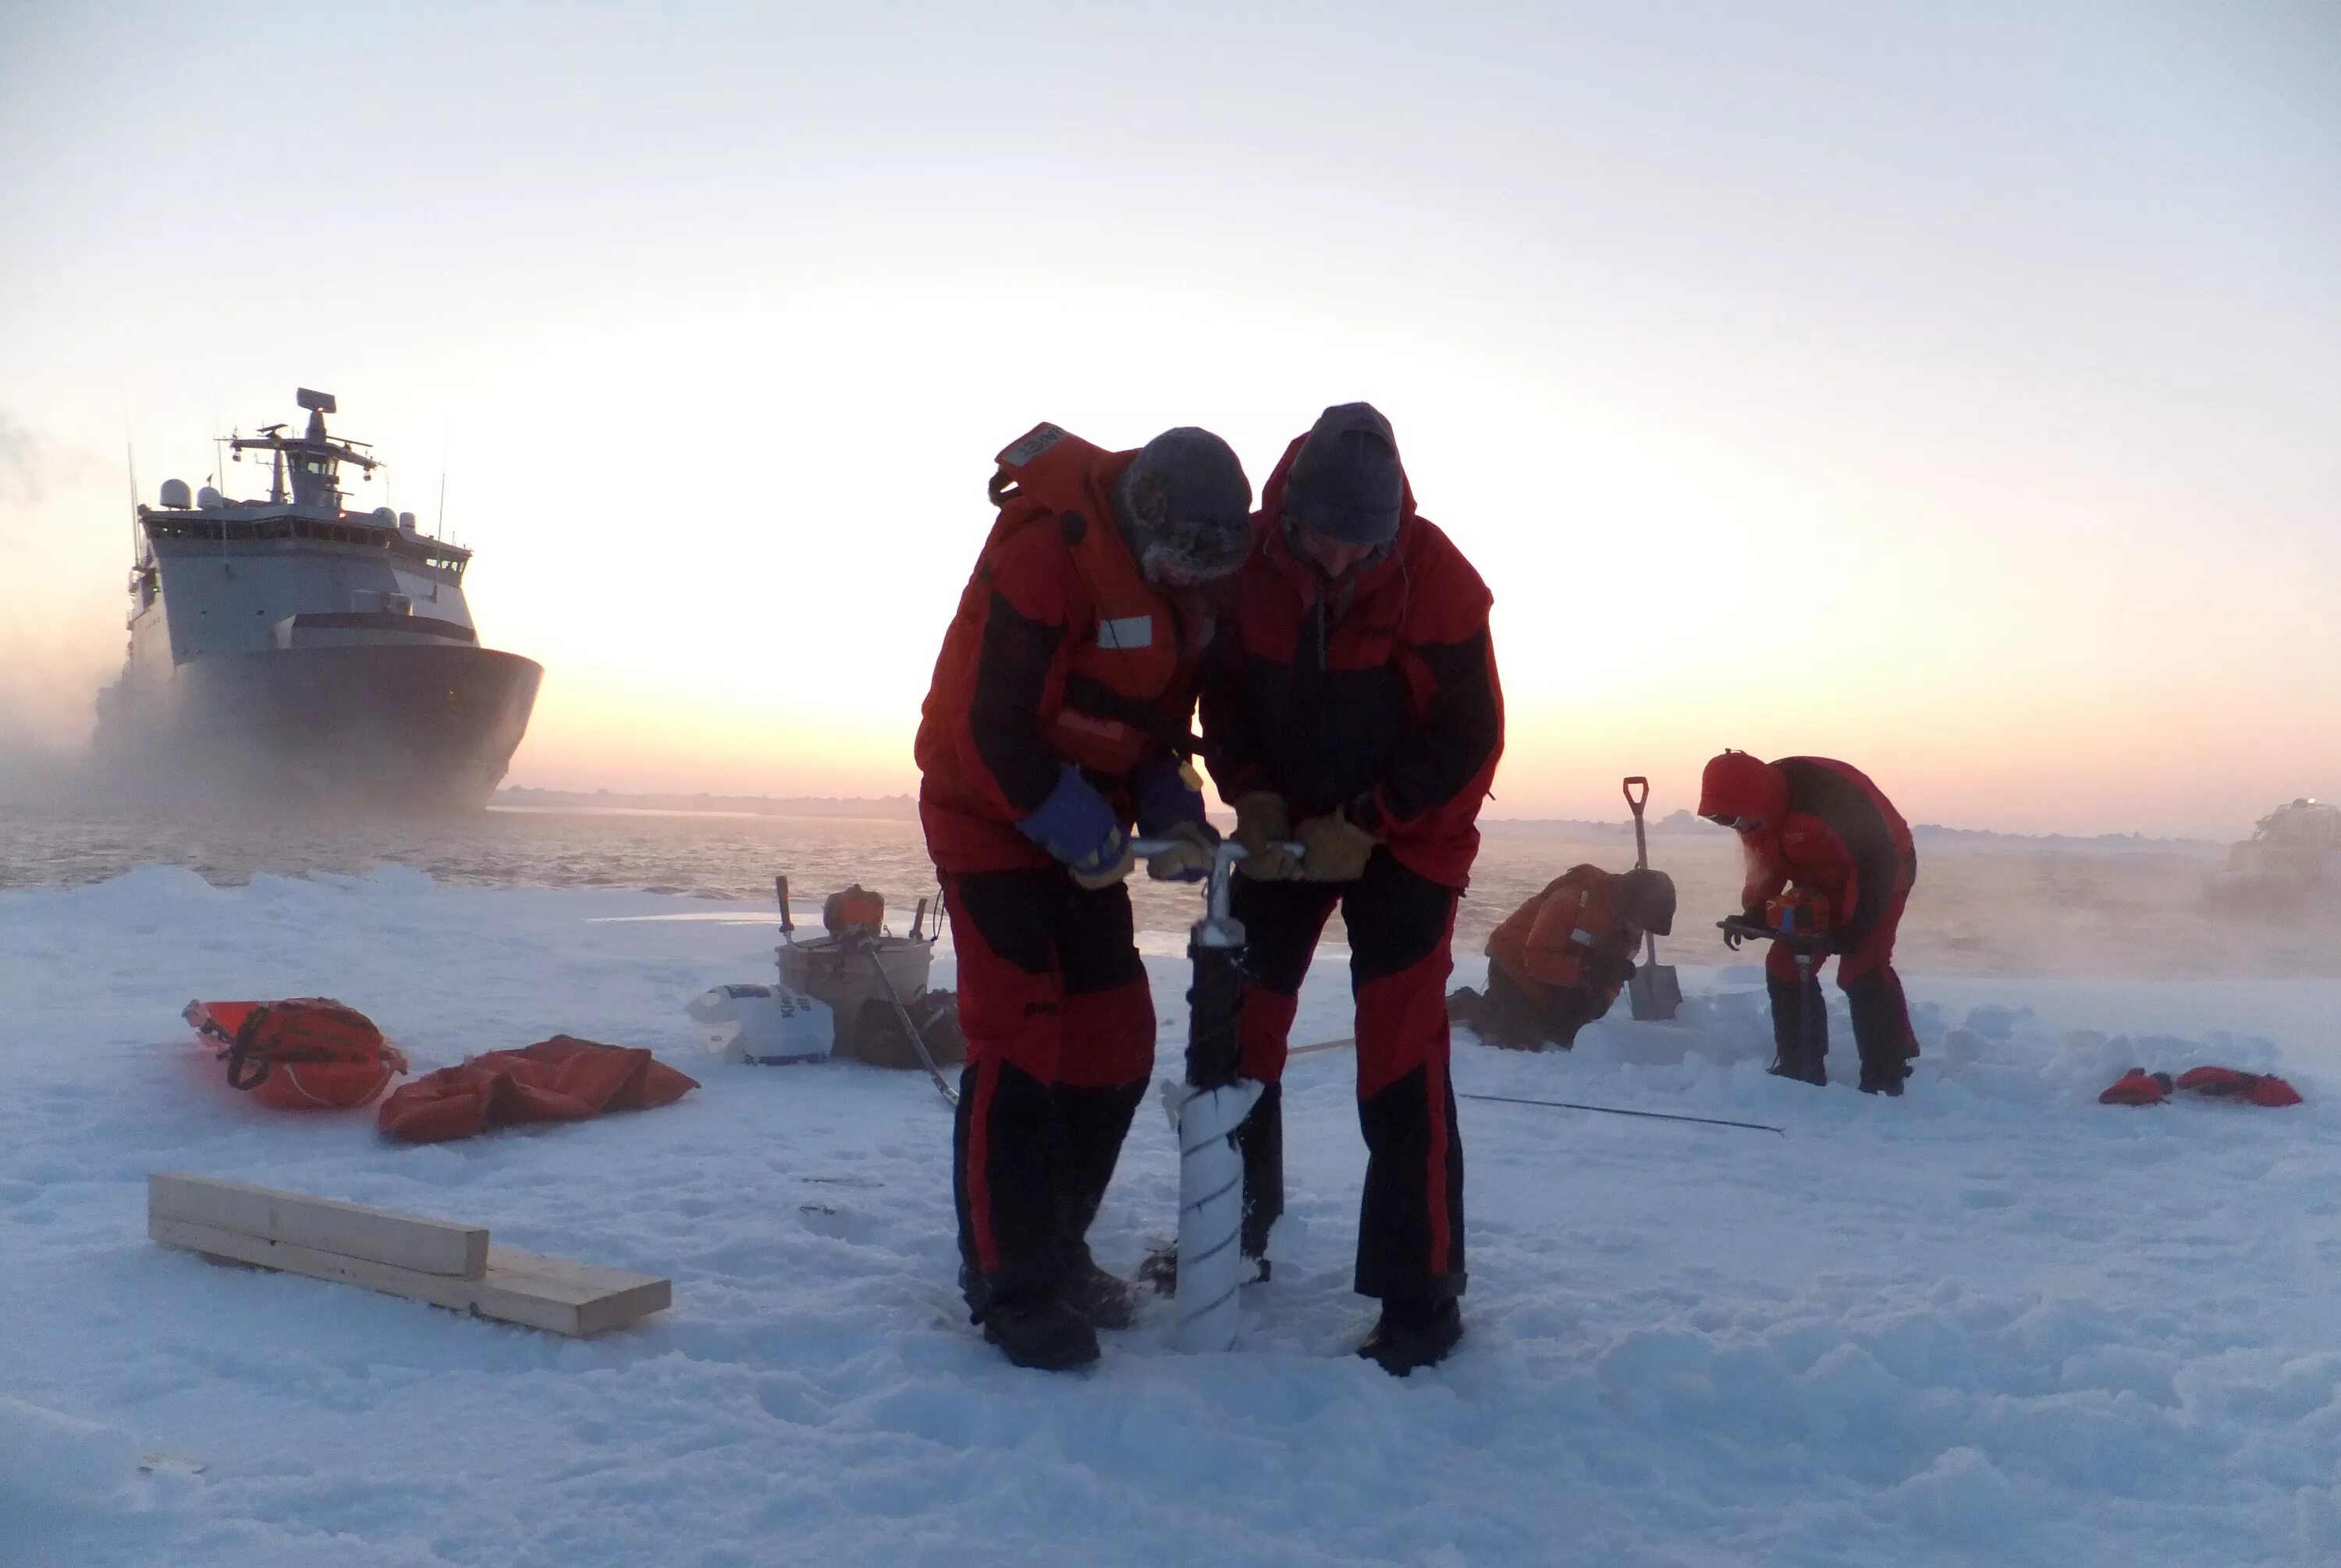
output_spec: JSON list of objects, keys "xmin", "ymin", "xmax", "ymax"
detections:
[{"xmin": 1458, "ymin": 866, "xmax": 1675, "ymax": 1049}]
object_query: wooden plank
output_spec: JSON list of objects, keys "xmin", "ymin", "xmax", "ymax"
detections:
[
  {"xmin": 479, "ymin": 1247, "xmax": 674, "ymax": 1338},
  {"xmin": 150, "ymin": 1172, "xmax": 488, "ymax": 1279},
  {"xmin": 151, "ymin": 1216, "xmax": 670, "ymax": 1337}
]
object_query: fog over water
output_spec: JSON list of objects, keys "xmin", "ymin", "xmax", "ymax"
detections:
[{"xmin": 3, "ymin": 793, "xmax": 2333, "ymax": 982}]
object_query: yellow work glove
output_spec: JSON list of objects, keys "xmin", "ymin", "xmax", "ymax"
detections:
[
  {"xmin": 1295, "ymin": 811, "xmax": 1378, "ymax": 883},
  {"xmin": 1068, "ymin": 829, "xmax": 1137, "ymax": 892},
  {"xmin": 1232, "ymin": 791, "xmax": 1303, "ymax": 881},
  {"xmin": 1145, "ymin": 819, "xmax": 1217, "ymax": 882}
]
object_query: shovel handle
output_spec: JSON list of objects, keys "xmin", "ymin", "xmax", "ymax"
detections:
[{"xmin": 1623, "ymin": 777, "xmax": 1651, "ymax": 870}]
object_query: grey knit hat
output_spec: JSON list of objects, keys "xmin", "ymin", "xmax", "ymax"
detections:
[
  {"xmin": 1282, "ymin": 402, "xmax": 1402, "ymax": 546},
  {"xmin": 1113, "ymin": 427, "xmax": 1253, "ymax": 584}
]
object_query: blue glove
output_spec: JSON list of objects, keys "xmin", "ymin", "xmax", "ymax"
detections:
[
  {"xmin": 1016, "ymin": 763, "xmax": 1127, "ymax": 874},
  {"xmin": 1129, "ymin": 753, "xmax": 1217, "ymax": 841}
]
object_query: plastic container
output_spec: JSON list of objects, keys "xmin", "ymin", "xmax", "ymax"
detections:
[{"xmin": 684, "ymin": 983, "xmax": 833, "ymax": 1065}]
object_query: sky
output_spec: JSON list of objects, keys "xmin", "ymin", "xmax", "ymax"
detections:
[{"xmin": 2, "ymin": 1, "xmax": 2336, "ymax": 836}]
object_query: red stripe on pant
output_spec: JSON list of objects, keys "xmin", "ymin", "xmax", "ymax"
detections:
[
  {"xmin": 1230, "ymin": 854, "xmax": 1465, "ymax": 1297},
  {"xmin": 943, "ymin": 868, "xmax": 1154, "ymax": 1291}
]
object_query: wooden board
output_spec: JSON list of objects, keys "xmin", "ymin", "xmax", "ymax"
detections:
[
  {"xmin": 150, "ymin": 1172, "xmax": 488, "ymax": 1280},
  {"xmin": 151, "ymin": 1215, "xmax": 670, "ymax": 1337}
]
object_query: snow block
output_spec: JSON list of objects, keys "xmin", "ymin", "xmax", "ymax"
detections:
[{"xmin": 0, "ymin": 1396, "xmax": 140, "ymax": 1506}]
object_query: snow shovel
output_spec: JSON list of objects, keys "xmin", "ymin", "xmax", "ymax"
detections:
[
  {"xmin": 1622, "ymin": 778, "xmax": 1682, "ymax": 1021},
  {"xmin": 1129, "ymin": 832, "xmax": 1298, "ymax": 1353}
]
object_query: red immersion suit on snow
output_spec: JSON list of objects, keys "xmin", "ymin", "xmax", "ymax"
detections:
[
  {"xmin": 1199, "ymin": 430, "xmax": 1502, "ymax": 1302},
  {"xmin": 915, "ymin": 424, "xmax": 1211, "ymax": 1308},
  {"xmin": 1700, "ymin": 751, "xmax": 1919, "ymax": 1091}
]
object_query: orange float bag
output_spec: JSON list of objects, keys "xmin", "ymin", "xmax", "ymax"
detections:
[{"xmin": 184, "ymin": 999, "xmax": 410, "ymax": 1111}]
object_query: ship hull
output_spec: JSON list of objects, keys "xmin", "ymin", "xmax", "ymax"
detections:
[{"xmin": 101, "ymin": 644, "xmax": 542, "ymax": 811}]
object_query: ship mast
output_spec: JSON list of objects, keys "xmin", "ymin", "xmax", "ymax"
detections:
[{"xmin": 229, "ymin": 388, "xmax": 378, "ymax": 514}]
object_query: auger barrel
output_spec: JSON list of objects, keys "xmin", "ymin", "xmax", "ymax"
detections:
[{"xmin": 1129, "ymin": 835, "xmax": 1298, "ymax": 1351}]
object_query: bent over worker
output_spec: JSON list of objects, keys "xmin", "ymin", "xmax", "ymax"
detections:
[
  {"xmin": 917, "ymin": 422, "xmax": 1252, "ymax": 1370},
  {"xmin": 1199, "ymin": 401, "xmax": 1502, "ymax": 1376},
  {"xmin": 1698, "ymin": 750, "xmax": 1920, "ymax": 1094},
  {"xmin": 1455, "ymin": 865, "xmax": 1677, "ymax": 1050}
]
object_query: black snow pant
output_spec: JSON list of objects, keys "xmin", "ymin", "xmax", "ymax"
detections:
[
  {"xmin": 1767, "ymin": 966, "xmax": 1916, "ymax": 1091},
  {"xmin": 1763, "ymin": 880, "xmax": 1917, "ymax": 1091},
  {"xmin": 945, "ymin": 867, "xmax": 1154, "ymax": 1317},
  {"xmin": 1473, "ymin": 966, "xmax": 1614, "ymax": 1051},
  {"xmin": 1230, "ymin": 850, "xmax": 1465, "ymax": 1303}
]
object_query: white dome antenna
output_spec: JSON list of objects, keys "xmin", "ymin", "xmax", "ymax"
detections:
[{"xmin": 158, "ymin": 478, "xmax": 192, "ymax": 509}]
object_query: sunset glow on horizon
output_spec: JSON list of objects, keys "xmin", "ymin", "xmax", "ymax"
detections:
[{"xmin": 5, "ymin": 3, "xmax": 2333, "ymax": 838}]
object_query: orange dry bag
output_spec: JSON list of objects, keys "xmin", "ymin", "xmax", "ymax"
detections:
[
  {"xmin": 185, "ymin": 999, "xmax": 410, "ymax": 1111},
  {"xmin": 822, "ymin": 885, "xmax": 886, "ymax": 935}
]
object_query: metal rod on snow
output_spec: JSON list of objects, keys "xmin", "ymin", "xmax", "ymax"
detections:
[
  {"xmin": 1459, "ymin": 1092, "xmax": 1784, "ymax": 1136},
  {"xmin": 1277, "ymin": 1041, "xmax": 1783, "ymax": 1131}
]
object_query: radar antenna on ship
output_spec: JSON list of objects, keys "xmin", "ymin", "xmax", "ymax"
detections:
[{"xmin": 229, "ymin": 388, "xmax": 380, "ymax": 513}]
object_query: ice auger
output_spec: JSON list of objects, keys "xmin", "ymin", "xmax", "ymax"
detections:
[{"xmin": 1129, "ymin": 832, "xmax": 1298, "ymax": 1353}]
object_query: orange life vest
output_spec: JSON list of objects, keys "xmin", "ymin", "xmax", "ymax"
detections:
[
  {"xmin": 979, "ymin": 424, "xmax": 1195, "ymax": 776},
  {"xmin": 1485, "ymin": 866, "xmax": 1634, "ymax": 1006}
]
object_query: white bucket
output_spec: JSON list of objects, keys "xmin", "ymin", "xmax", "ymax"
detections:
[{"xmin": 685, "ymin": 984, "xmax": 833, "ymax": 1065}]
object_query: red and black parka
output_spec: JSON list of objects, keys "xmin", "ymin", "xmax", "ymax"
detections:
[
  {"xmin": 916, "ymin": 425, "xmax": 1213, "ymax": 874},
  {"xmin": 1700, "ymin": 753, "xmax": 1917, "ymax": 953},
  {"xmin": 1200, "ymin": 433, "xmax": 1503, "ymax": 889}
]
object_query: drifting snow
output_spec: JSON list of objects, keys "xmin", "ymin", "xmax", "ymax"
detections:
[{"xmin": 2, "ymin": 867, "xmax": 2338, "ymax": 1566}]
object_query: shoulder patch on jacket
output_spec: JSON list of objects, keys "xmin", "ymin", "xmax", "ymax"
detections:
[
  {"xmin": 999, "ymin": 424, "xmax": 1068, "ymax": 467},
  {"xmin": 1096, "ymin": 615, "xmax": 1153, "ymax": 650}
]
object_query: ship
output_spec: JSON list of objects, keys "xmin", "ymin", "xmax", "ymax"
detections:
[{"xmin": 94, "ymin": 389, "xmax": 542, "ymax": 811}]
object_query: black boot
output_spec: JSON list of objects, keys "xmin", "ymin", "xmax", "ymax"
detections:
[
  {"xmin": 1857, "ymin": 1062, "xmax": 1906, "ymax": 1096},
  {"xmin": 1050, "ymin": 1079, "xmax": 1146, "ymax": 1325},
  {"xmin": 1766, "ymin": 974, "xmax": 1829, "ymax": 1086},
  {"xmin": 979, "ymin": 1290, "xmax": 1100, "ymax": 1371},
  {"xmin": 1236, "ymin": 1083, "xmax": 1284, "ymax": 1279},
  {"xmin": 1845, "ymin": 970, "xmax": 1916, "ymax": 1097},
  {"xmin": 1358, "ymin": 1293, "xmax": 1463, "ymax": 1376},
  {"xmin": 1058, "ymin": 1243, "xmax": 1136, "ymax": 1330}
]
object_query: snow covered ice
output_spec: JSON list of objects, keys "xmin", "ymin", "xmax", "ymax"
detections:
[{"xmin": 5, "ymin": 866, "xmax": 2341, "ymax": 1566}]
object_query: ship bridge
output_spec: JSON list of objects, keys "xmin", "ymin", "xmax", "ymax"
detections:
[{"xmin": 128, "ymin": 389, "xmax": 484, "ymax": 672}]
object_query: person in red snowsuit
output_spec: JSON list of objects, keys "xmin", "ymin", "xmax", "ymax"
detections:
[
  {"xmin": 1697, "ymin": 750, "xmax": 1920, "ymax": 1094},
  {"xmin": 1199, "ymin": 402, "xmax": 1503, "ymax": 1375},
  {"xmin": 917, "ymin": 422, "xmax": 1252, "ymax": 1370},
  {"xmin": 1458, "ymin": 865, "xmax": 1677, "ymax": 1050}
]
